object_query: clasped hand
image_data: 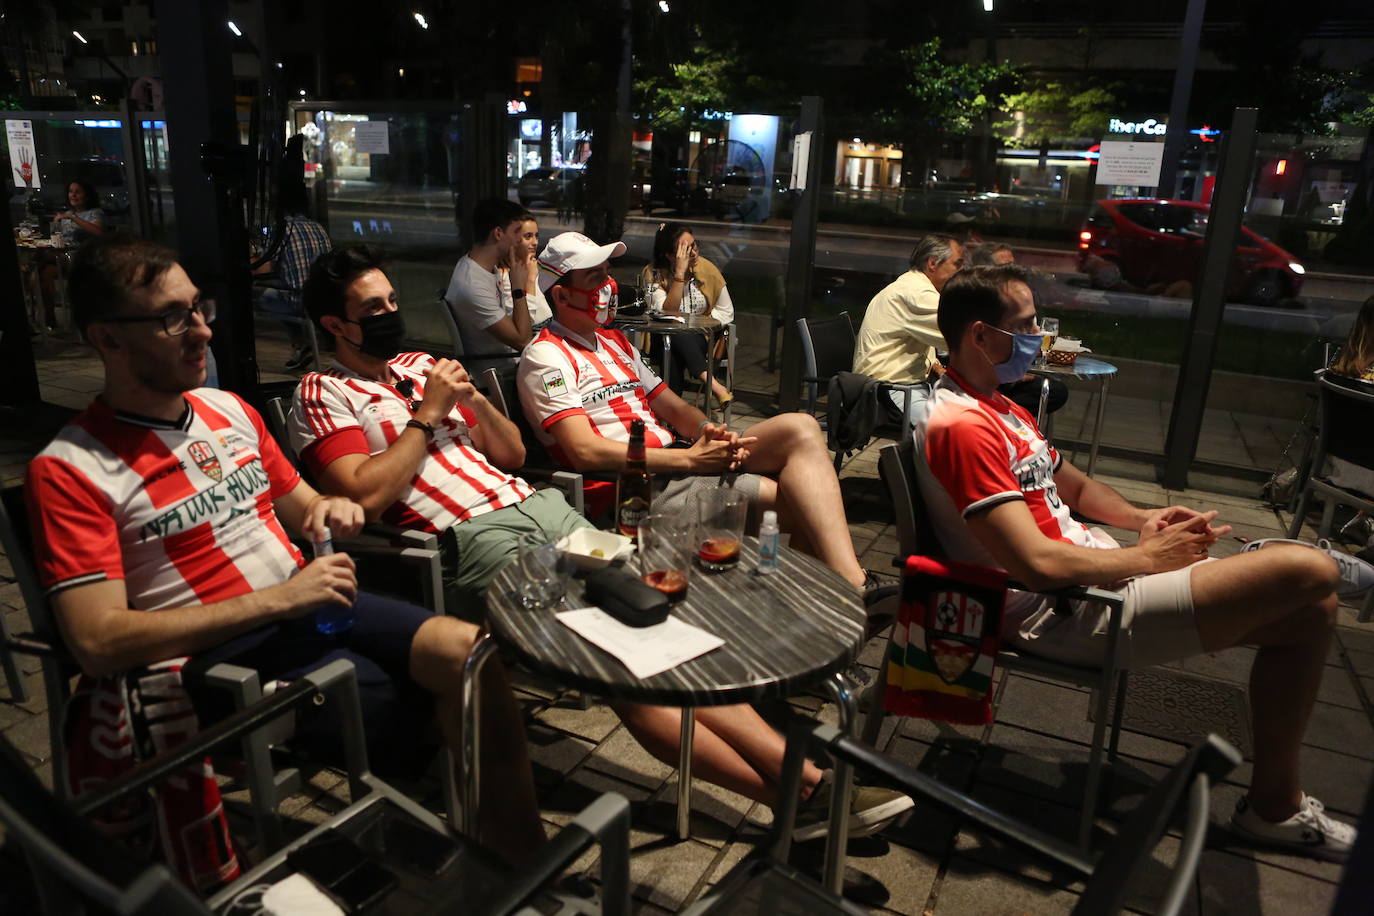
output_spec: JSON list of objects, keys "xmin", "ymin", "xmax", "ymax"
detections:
[
  {"xmin": 689, "ymin": 422, "xmax": 756, "ymax": 471},
  {"xmin": 1137, "ymin": 505, "xmax": 1233, "ymax": 572}
]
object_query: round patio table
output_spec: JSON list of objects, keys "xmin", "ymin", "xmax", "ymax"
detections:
[
  {"xmin": 613, "ymin": 313, "xmax": 729, "ymax": 420},
  {"xmin": 1030, "ymin": 355, "xmax": 1118, "ymax": 477}
]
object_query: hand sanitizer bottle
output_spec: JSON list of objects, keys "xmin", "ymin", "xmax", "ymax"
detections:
[{"xmin": 757, "ymin": 510, "xmax": 780, "ymax": 575}]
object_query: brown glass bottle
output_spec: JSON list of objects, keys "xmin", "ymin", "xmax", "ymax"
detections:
[{"xmin": 617, "ymin": 419, "xmax": 652, "ymax": 540}]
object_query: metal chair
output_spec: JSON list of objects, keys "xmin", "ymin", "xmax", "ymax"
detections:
[
  {"xmin": 795, "ymin": 313, "xmax": 922, "ymax": 471},
  {"xmin": 0, "ymin": 484, "xmax": 303, "ymax": 853},
  {"xmin": 0, "ymin": 658, "xmax": 633, "ymax": 916},
  {"xmin": 684, "ymin": 716, "xmax": 1237, "ymax": 916},
  {"xmin": 1286, "ymin": 370, "xmax": 1374, "ymax": 622},
  {"xmin": 252, "ymin": 280, "xmax": 323, "ymax": 372},
  {"xmin": 864, "ymin": 440, "xmax": 1129, "ymax": 851}
]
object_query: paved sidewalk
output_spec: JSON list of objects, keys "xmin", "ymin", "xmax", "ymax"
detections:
[{"xmin": 2, "ymin": 332, "xmax": 1371, "ymax": 914}]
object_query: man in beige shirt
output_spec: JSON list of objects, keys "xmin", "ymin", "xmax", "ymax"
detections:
[{"xmin": 853, "ymin": 234, "xmax": 965, "ymax": 422}]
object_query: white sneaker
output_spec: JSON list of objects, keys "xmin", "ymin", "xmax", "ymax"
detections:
[
  {"xmin": 1230, "ymin": 794, "xmax": 1357, "ymax": 862},
  {"xmin": 1238, "ymin": 538, "xmax": 1374, "ymax": 598}
]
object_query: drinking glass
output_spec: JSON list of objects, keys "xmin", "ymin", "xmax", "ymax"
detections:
[
  {"xmin": 638, "ymin": 510, "xmax": 693, "ymax": 603},
  {"xmin": 1039, "ymin": 317, "xmax": 1060, "ymax": 365},
  {"xmin": 514, "ymin": 535, "xmax": 574, "ymax": 609},
  {"xmin": 694, "ymin": 488, "xmax": 748, "ymax": 572}
]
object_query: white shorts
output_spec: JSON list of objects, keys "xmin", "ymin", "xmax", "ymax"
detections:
[{"xmin": 1006, "ymin": 559, "xmax": 1211, "ymax": 670}]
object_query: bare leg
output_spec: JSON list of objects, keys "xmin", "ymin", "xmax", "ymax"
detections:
[
  {"xmin": 409, "ymin": 616, "xmax": 546, "ymax": 863},
  {"xmin": 1188, "ymin": 546, "xmax": 1340, "ymax": 820},
  {"xmin": 611, "ymin": 702, "xmax": 824, "ymax": 807},
  {"xmin": 741, "ymin": 413, "xmax": 865, "ymax": 587},
  {"xmin": 696, "ymin": 372, "xmax": 732, "ymax": 402}
]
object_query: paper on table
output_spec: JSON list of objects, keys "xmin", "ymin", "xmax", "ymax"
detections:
[{"xmin": 555, "ymin": 607, "xmax": 724, "ymax": 678}]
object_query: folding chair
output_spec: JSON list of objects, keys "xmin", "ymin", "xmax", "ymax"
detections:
[
  {"xmin": 1286, "ymin": 370, "xmax": 1374, "ymax": 622},
  {"xmin": 0, "ymin": 658, "xmax": 633, "ymax": 916},
  {"xmin": 685, "ymin": 716, "xmax": 1237, "ymax": 916},
  {"xmin": 864, "ymin": 440, "xmax": 1129, "ymax": 850},
  {"xmin": 795, "ymin": 314, "xmax": 922, "ymax": 471}
]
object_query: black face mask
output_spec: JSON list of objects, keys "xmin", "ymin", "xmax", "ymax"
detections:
[{"xmin": 344, "ymin": 310, "xmax": 406, "ymax": 360}]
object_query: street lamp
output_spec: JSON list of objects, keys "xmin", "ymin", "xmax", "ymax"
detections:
[
  {"xmin": 72, "ymin": 30, "xmax": 87, "ymax": 44},
  {"xmin": 413, "ymin": 12, "xmax": 429, "ymax": 29},
  {"xmin": 983, "ymin": 0, "xmax": 993, "ymax": 10},
  {"xmin": 227, "ymin": 20, "xmax": 242, "ymax": 37},
  {"xmin": 658, "ymin": 1, "xmax": 670, "ymax": 11}
]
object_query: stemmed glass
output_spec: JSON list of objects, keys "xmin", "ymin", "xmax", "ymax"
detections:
[{"xmin": 1039, "ymin": 317, "xmax": 1060, "ymax": 366}]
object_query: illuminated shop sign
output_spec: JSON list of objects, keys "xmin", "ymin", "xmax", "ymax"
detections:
[
  {"xmin": 1107, "ymin": 117, "xmax": 1167, "ymax": 136},
  {"xmin": 507, "ymin": 100, "xmax": 528, "ymax": 115}
]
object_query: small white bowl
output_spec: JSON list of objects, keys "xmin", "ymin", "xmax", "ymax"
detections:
[{"xmin": 557, "ymin": 529, "xmax": 635, "ymax": 570}]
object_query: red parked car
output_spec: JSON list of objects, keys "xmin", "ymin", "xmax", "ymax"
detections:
[{"xmin": 1076, "ymin": 199, "xmax": 1305, "ymax": 306}]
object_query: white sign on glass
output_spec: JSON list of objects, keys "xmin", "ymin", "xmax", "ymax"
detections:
[
  {"xmin": 790, "ymin": 131, "xmax": 812, "ymax": 191},
  {"xmin": 353, "ymin": 121, "xmax": 390, "ymax": 155},
  {"xmin": 6, "ymin": 120, "xmax": 40, "ymax": 189},
  {"xmin": 1095, "ymin": 141, "xmax": 1165, "ymax": 187}
]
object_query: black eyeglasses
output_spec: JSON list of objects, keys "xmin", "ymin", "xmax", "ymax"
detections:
[{"xmin": 103, "ymin": 299, "xmax": 217, "ymax": 336}]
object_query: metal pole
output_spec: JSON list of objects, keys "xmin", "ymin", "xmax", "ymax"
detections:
[
  {"xmin": 677, "ymin": 708, "xmax": 695, "ymax": 840},
  {"xmin": 0, "ymin": 193, "xmax": 41, "ymax": 412},
  {"xmin": 154, "ymin": 0, "xmax": 258, "ymax": 398},
  {"xmin": 822, "ymin": 671, "xmax": 859, "ymax": 893},
  {"xmin": 118, "ymin": 99, "xmax": 151, "ymax": 237},
  {"xmin": 1163, "ymin": 108, "xmax": 1258, "ymax": 489},
  {"xmin": 779, "ymin": 96, "xmax": 825, "ymax": 412},
  {"xmin": 1156, "ymin": 0, "xmax": 1207, "ymax": 199},
  {"xmin": 459, "ymin": 631, "xmax": 498, "ymax": 839}
]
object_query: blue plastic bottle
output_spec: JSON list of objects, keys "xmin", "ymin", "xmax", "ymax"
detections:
[{"xmin": 311, "ymin": 534, "xmax": 356, "ymax": 635}]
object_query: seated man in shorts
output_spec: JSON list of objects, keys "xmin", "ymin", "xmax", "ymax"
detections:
[
  {"xmin": 27, "ymin": 236, "xmax": 545, "ymax": 875},
  {"xmin": 914, "ymin": 263, "xmax": 1361, "ymax": 861},
  {"xmin": 292, "ymin": 243, "xmax": 915, "ymax": 841},
  {"xmin": 517, "ymin": 231, "xmax": 894, "ymax": 606}
]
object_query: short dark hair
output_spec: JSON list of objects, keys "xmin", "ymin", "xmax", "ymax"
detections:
[
  {"xmin": 909, "ymin": 234, "xmax": 960, "ymax": 272},
  {"xmin": 303, "ymin": 243, "xmax": 387, "ymax": 332},
  {"xmin": 67, "ymin": 234, "xmax": 179, "ymax": 332},
  {"xmin": 471, "ymin": 198, "xmax": 531, "ymax": 244},
  {"xmin": 965, "ymin": 243, "xmax": 1013, "ymax": 267},
  {"xmin": 937, "ymin": 264, "xmax": 1036, "ymax": 350}
]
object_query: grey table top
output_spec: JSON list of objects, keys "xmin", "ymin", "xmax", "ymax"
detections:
[
  {"xmin": 1030, "ymin": 354, "xmax": 1118, "ymax": 380},
  {"xmin": 485, "ymin": 537, "xmax": 867, "ymax": 707},
  {"xmin": 612, "ymin": 313, "xmax": 722, "ymax": 336}
]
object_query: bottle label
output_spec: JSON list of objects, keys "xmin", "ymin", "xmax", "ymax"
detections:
[
  {"xmin": 618, "ymin": 496, "xmax": 650, "ymax": 536},
  {"xmin": 758, "ymin": 533, "xmax": 780, "ymax": 573}
]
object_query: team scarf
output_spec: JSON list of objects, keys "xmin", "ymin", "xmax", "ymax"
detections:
[
  {"xmin": 883, "ymin": 555, "xmax": 1007, "ymax": 725},
  {"xmin": 63, "ymin": 658, "xmax": 241, "ymax": 891}
]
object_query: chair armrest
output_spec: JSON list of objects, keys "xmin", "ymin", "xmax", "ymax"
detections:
[
  {"xmin": 76, "ymin": 660, "xmax": 361, "ymax": 817},
  {"xmin": 4, "ymin": 633, "xmax": 64, "ymax": 658},
  {"xmin": 473, "ymin": 792, "xmax": 631, "ymax": 916},
  {"xmin": 360, "ymin": 523, "xmax": 439, "ymax": 552},
  {"xmin": 517, "ymin": 468, "xmax": 587, "ymax": 517}
]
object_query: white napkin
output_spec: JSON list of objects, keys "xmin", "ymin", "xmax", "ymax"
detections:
[
  {"xmin": 555, "ymin": 607, "xmax": 724, "ymax": 678},
  {"xmin": 262, "ymin": 873, "xmax": 344, "ymax": 915}
]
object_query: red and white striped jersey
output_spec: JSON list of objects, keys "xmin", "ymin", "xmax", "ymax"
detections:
[
  {"xmin": 289, "ymin": 352, "xmax": 535, "ymax": 533},
  {"xmin": 517, "ymin": 323, "xmax": 676, "ymax": 464},
  {"xmin": 27, "ymin": 390, "xmax": 306, "ymax": 610},
  {"xmin": 913, "ymin": 369, "xmax": 1116, "ymax": 615}
]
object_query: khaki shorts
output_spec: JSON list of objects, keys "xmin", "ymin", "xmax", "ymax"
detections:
[
  {"xmin": 653, "ymin": 472, "xmax": 765, "ymax": 522},
  {"xmin": 1006, "ymin": 559, "xmax": 1211, "ymax": 670}
]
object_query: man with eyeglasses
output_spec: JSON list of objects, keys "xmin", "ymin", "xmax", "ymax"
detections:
[
  {"xmin": 913, "ymin": 263, "xmax": 1363, "ymax": 862},
  {"xmin": 24, "ymin": 236, "xmax": 546, "ymax": 877}
]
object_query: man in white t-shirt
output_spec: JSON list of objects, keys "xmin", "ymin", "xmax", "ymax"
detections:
[
  {"xmin": 915, "ymin": 263, "xmax": 1360, "ymax": 862},
  {"xmin": 443, "ymin": 198, "xmax": 551, "ymax": 364},
  {"xmin": 518, "ymin": 232, "xmax": 898, "ymax": 610}
]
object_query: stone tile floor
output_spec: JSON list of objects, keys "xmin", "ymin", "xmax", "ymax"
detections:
[{"xmin": 2, "ymin": 329, "xmax": 1371, "ymax": 914}]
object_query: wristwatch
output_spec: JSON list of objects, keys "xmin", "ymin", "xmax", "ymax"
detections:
[
  {"xmin": 511, "ymin": 288, "xmax": 527, "ymax": 299},
  {"xmin": 405, "ymin": 418, "xmax": 435, "ymax": 440}
]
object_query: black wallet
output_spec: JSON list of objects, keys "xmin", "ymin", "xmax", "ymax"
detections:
[{"xmin": 585, "ymin": 567, "xmax": 671, "ymax": 627}]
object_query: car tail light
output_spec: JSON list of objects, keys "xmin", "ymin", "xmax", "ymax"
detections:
[{"xmin": 1078, "ymin": 230, "xmax": 1092, "ymax": 250}]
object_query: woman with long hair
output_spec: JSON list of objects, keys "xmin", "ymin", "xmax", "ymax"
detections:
[
  {"xmin": 1332, "ymin": 295, "xmax": 1374, "ymax": 382},
  {"xmin": 498, "ymin": 213, "xmax": 552, "ymax": 334},
  {"xmin": 35, "ymin": 179, "xmax": 104, "ymax": 330},
  {"xmin": 641, "ymin": 222, "xmax": 733, "ymax": 409}
]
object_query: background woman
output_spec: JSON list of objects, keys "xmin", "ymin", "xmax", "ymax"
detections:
[
  {"xmin": 642, "ymin": 222, "xmax": 733, "ymax": 408},
  {"xmin": 1331, "ymin": 295, "xmax": 1374, "ymax": 382},
  {"xmin": 36, "ymin": 179, "xmax": 104, "ymax": 329},
  {"xmin": 499, "ymin": 214, "xmax": 552, "ymax": 334}
]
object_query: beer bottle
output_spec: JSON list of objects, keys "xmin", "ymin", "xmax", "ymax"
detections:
[{"xmin": 617, "ymin": 419, "xmax": 652, "ymax": 539}]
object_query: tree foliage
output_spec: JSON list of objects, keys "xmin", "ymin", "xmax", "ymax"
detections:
[
  {"xmin": 870, "ymin": 38, "xmax": 1017, "ymax": 140},
  {"xmin": 999, "ymin": 79, "xmax": 1121, "ymax": 148}
]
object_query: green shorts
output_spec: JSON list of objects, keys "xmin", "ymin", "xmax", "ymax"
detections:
[{"xmin": 439, "ymin": 487, "xmax": 591, "ymax": 620}]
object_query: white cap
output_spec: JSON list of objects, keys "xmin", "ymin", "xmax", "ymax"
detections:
[
  {"xmin": 761, "ymin": 510, "xmax": 778, "ymax": 527},
  {"xmin": 537, "ymin": 231, "xmax": 627, "ymax": 292}
]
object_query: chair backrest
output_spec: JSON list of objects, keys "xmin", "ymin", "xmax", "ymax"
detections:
[
  {"xmin": 1316, "ymin": 370, "xmax": 1374, "ymax": 470},
  {"xmin": 0, "ymin": 486, "xmax": 61, "ymax": 648},
  {"xmin": 796, "ymin": 312, "xmax": 855, "ymax": 382},
  {"xmin": 480, "ymin": 365, "xmax": 557, "ymax": 469},
  {"xmin": 877, "ymin": 440, "xmax": 942, "ymax": 560},
  {"xmin": 778, "ymin": 719, "xmax": 1238, "ymax": 916},
  {"xmin": 263, "ymin": 395, "xmax": 300, "ymax": 465},
  {"xmin": 437, "ymin": 288, "xmax": 465, "ymax": 358}
]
